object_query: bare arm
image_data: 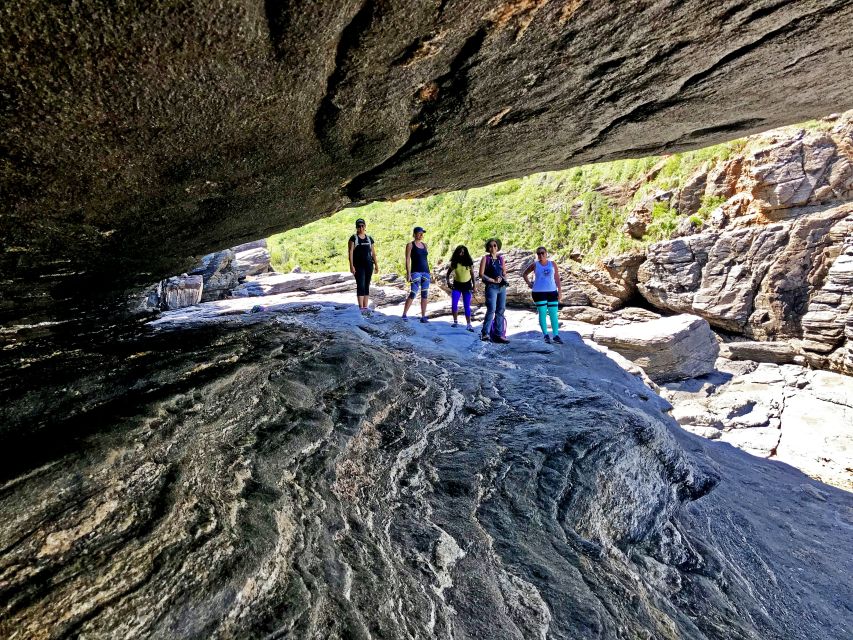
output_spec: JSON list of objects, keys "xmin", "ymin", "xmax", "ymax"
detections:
[
  {"xmin": 553, "ymin": 261, "xmax": 562, "ymax": 297},
  {"xmin": 371, "ymin": 242, "xmax": 378, "ymax": 273},
  {"xmin": 522, "ymin": 263, "xmax": 534, "ymax": 288},
  {"xmin": 405, "ymin": 242, "xmax": 412, "ymax": 280},
  {"xmin": 479, "ymin": 256, "xmax": 488, "ymax": 283},
  {"xmin": 470, "ymin": 266, "xmax": 477, "ymax": 292},
  {"xmin": 348, "ymin": 238, "xmax": 355, "ymax": 274}
]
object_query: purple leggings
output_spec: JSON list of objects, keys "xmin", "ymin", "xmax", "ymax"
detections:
[{"xmin": 451, "ymin": 290, "xmax": 472, "ymax": 317}]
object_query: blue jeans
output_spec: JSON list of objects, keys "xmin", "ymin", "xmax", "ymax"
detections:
[{"xmin": 482, "ymin": 284, "xmax": 506, "ymax": 336}]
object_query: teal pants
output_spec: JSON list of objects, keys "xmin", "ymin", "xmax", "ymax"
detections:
[{"xmin": 536, "ymin": 301, "xmax": 559, "ymax": 336}]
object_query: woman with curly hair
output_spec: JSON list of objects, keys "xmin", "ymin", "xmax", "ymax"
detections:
[{"xmin": 445, "ymin": 245, "xmax": 477, "ymax": 331}]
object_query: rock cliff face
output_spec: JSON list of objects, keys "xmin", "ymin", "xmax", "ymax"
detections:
[
  {"xmin": 4, "ymin": 0, "xmax": 853, "ymax": 323},
  {"xmin": 636, "ymin": 117, "xmax": 853, "ymax": 373},
  {"xmin": 2, "ymin": 311, "xmax": 851, "ymax": 639}
]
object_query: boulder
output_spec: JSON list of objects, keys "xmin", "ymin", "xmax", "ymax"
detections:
[
  {"xmin": 233, "ymin": 239, "xmax": 273, "ymax": 278},
  {"xmin": 189, "ymin": 249, "xmax": 240, "ymax": 302},
  {"xmin": 590, "ymin": 314, "xmax": 719, "ymax": 383},
  {"xmin": 719, "ymin": 340, "xmax": 804, "ymax": 366},
  {"xmin": 622, "ymin": 190, "xmax": 672, "ymax": 239},
  {"xmin": 705, "ymin": 157, "xmax": 743, "ymax": 200},
  {"xmin": 158, "ymin": 275, "xmax": 203, "ymax": 310},
  {"xmin": 676, "ymin": 167, "xmax": 709, "ymax": 216},
  {"xmin": 232, "ymin": 272, "xmax": 354, "ymax": 297}
]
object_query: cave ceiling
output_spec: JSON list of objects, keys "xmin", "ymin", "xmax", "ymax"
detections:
[{"xmin": 2, "ymin": 0, "xmax": 853, "ymax": 322}]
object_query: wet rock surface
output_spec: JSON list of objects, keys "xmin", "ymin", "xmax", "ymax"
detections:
[
  {"xmin": 5, "ymin": 1, "xmax": 853, "ymax": 323},
  {"xmin": 1, "ymin": 306, "xmax": 852, "ymax": 639}
]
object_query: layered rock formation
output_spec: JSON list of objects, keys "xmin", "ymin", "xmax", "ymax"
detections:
[
  {"xmin": 4, "ymin": 1, "xmax": 853, "ymax": 324},
  {"xmin": 635, "ymin": 117, "xmax": 853, "ymax": 373},
  {"xmin": 2, "ymin": 309, "xmax": 851, "ymax": 639}
]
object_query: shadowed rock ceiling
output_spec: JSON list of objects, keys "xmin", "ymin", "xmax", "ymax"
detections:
[{"xmin": 3, "ymin": 0, "xmax": 853, "ymax": 321}]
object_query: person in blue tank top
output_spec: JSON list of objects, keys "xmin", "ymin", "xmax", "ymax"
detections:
[
  {"xmin": 403, "ymin": 226, "xmax": 431, "ymax": 323},
  {"xmin": 522, "ymin": 246, "xmax": 563, "ymax": 344}
]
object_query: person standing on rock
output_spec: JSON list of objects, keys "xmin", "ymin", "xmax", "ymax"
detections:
[
  {"xmin": 479, "ymin": 238, "xmax": 510, "ymax": 343},
  {"xmin": 348, "ymin": 218, "xmax": 378, "ymax": 316},
  {"xmin": 445, "ymin": 245, "xmax": 477, "ymax": 331},
  {"xmin": 403, "ymin": 226, "xmax": 431, "ymax": 323},
  {"xmin": 523, "ymin": 246, "xmax": 563, "ymax": 344}
]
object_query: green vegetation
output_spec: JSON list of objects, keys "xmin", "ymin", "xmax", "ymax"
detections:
[{"xmin": 269, "ymin": 139, "xmax": 750, "ymax": 274}]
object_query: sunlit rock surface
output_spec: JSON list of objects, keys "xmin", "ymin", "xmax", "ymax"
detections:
[
  {"xmin": 4, "ymin": 0, "xmax": 853, "ymax": 322},
  {"xmin": 1, "ymin": 306, "xmax": 852, "ymax": 639}
]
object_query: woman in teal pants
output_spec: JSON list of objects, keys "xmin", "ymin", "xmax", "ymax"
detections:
[{"xmin": 522, "ymin": 247, "xmax": 563, "ymax": 344}]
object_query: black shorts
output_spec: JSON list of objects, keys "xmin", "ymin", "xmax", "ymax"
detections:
[
  {"xmin": 452, "ymin": 280, "xmax": 473, "ymax": 292},
  {"xmin": 531, "ymin": 290, "xmax": 559, "ymax": 303}
]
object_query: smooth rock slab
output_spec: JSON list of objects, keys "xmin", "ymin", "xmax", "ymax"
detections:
[
  {"xmin": 591, "ymin": 314, "xmax": 719, "ymax": 383},
  {"xmin": 777, "ymin": 392, "xmax": 853, "ymax": 490}
]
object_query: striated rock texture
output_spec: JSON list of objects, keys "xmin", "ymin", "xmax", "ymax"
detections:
[
  {"xmin": 4, "ymin": 0, "xmax": 853, "ymax": 323},
  {"xmin": 1, "ymin": 314, "xmax": 852, "ymax": 639}
]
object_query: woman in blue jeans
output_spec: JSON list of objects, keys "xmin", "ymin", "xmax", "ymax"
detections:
[{"xmin": 478, "ymin": 238, "xmax": 510, "ymax": 343}]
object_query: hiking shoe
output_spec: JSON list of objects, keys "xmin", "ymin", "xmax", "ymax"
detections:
[
  {"xmin": 451, "ymin": 322, "xmax": 458, "ymax": 328},
  {"xmin": 420, "ymin": 316, "xmax": 429, "ymax": 323},
  {"xmin": 480, "ymin": 333, "xmax": 490, "ymax": 342},
  {"xmin": 543, "ymin": 334, "xmax": 551, "ymax": 344},
  {"xmin": 401, "ymin": 314, "xmax": 408, "ymax": 321},
  {"xmin": 552, "ymin": 335, "xmax": 563, "ymax": 344},
  {"xmin": 493, "ymin": 336, "xmax": 510, "ymax": 344},
  {"xmin": 466, "ymin": 324, "xmax": 475, "ymax": 332}
]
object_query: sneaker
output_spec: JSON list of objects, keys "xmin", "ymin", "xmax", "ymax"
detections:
[
  {"xmin": 402, "ymin": 314, "xmax": 408, "ymax": 322},
  {"xmin": 543, "ymin": 334, "xmax": 551, "ymax": 344},
  {"xmin": 493, "ymin": 336, "xmax": 510, "ymax": 344},
  {"xmin": 451, "ymin": 322, "xmax": 458, "ymax": 328},
  {"xmin": 420, "ymin": 316, "xmax": 429, "ymax": 323},
  {"xmin": 466, "ymin": 324, "xmax": 475, "ymax": 332},
  {"xmin": 552, "ymin": 335, "xmax": 563, "ymax": 344},
  {"xmin": 480, "ymin": 333, "xmax": 490, "ymax": 342}
]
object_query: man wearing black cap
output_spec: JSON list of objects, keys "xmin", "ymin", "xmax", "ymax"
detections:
[
  {"xmin": 402, "ymin": 226, "xmax": 430, "ymax": 322},
  {"xmin": 348, "ymin": 218, "xmax": 378, "ymax": 315}
]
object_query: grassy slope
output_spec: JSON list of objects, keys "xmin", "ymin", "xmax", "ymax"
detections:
[{"xmin": 269, "ymin": 120, "xmax": 833, "ymax": 275}]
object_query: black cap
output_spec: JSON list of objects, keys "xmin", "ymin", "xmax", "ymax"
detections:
[
  {"xmin": 355, "ymin": 218, "xmax": 366, "ymax": 227},
  {"xmin": 413, "ymin": 226, "xmax": 426, "ymax": 234}
]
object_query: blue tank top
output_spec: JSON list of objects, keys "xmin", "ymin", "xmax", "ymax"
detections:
[
  {"xmin": 410, "ymin": 242, "xmax": 429, "ymax": 273},
  {"xmin": 532, "ymin": 260, "xmax": 557, "ymax": 292}
]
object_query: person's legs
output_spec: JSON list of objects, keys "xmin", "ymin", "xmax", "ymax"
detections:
[
  {"xmin": 451, "ymin": 290, "xmax": 461, "ymax": 324},
  {"xmin": 547, "ymin": 301, "xmax": 560, "ymax": 336},
  {"xmin": 355, "ymin": 267, "xmax": 368, "ymax": 310},
  {"xmin": 482, "ymin": 285, "xmax": 497, "ymax": 337},
  {"xmin": 462, "ymin": 291, "xmax": 472, "ymax": 326},
  {"xmin": 494, "ymin": 286, "xmax": 507, "ymax": 337},
  {"xmin": 419, "ymin": 273, "xmax": 430, "ymax": 318},
  {"xmin": 363, "ymin": 264, "xmax": 373, "ymax": 311},
  {"xmin": 534, "ymin": 294, "xmax": 548, "ymax": 335},
  {"xmin": 403, "ymin": 274, "xmax": 420, "ymax": 318}
]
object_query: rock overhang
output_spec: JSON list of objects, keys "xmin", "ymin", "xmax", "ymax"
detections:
[{"xmin": 3, "ymin": 0, "xmax": 853, "ymax": 324}]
